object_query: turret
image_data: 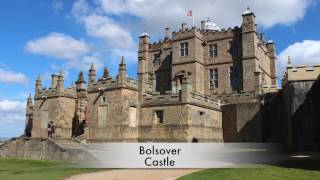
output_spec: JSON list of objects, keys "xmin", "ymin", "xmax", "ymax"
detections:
[
  {"xmin": 241, "ymin": 7, "xmax": 258, "ymax": 92},
  {"xmin": 88, "ymin": 63, "xmax": 96, "ymax": 85},
  {"xmin": 25, "ymin": 93, "xmax": 33, "ymax": 137},
  {"xmin": 242, "ymin": 6, "xmax": 256, "ymax": 33},
  {"xmin": 118, "ymin": 56, "xmax": 127, "ymax": 85},
  {"xmin": 138, "ymin": 32, "xmax": 150, "ymax": 97},
  {"xmin": 26, "ymin": 93, "xmax": 33, "ymax": 115},
  {"xmin": 57, "ymin": 70, "xmax": 64, "ymax": 94},
  {"xmin": 266, "ymin": 39, "xmax": 277, "ymax": 85},
  {"xmin": 75, "ymin": 71, "xmax": 86, "ymax": 92},
  {"xmin": 35, "ymin": 75, "xmax": 42, "ymax": 94}
]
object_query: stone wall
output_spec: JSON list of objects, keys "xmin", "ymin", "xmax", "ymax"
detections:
[
  {"xmin": 263, "ymin": 75, "xmax": 320, "ymax": 151},
  {"xmin": 0, "ymin": 138, "xmax": 94, "ymax": 161},
  {"xmin": 222, "ymin": 100, "xmax": 262, "ymax": 142}
]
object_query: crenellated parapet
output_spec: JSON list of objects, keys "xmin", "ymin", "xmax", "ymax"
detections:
[
  {"xmin": 34, "ymin": 72, "xmax": 77, "ymax": 100},
  {"xmin": 284, "ymin": 64, "xmax": 320, "ymax": 82},
  {"xmin": 143, "ymin": 83, "xmax": 222, "ymax": 110},
  {"xmin": 34, "ymin": 85, "xmax": 77, "ymax": 100},
  {"xmin": 88, "ymin": 76, "xmax": 138, "ymax": 93},
  {"xmin": 172, "ymin": 26, "xmax": 202, "ymax": 41}
]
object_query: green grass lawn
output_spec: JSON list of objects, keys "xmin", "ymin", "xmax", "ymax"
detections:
[
  {"xmin": 179, "ymin": 165, "xmax": 320, "ymax": 180},
  {"xmin": 0, "ymin": 158, "xmax": 99, "ymax": 180}
]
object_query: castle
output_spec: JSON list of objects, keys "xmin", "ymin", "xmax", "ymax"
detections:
[{"xmin": 22, "ymin": 8, "xmax": 320, "ymax": 149}]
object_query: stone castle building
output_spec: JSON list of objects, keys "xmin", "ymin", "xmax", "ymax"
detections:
[
  {"xmin": 0, "ymin": 8, "xmax": 318, "ymax": 162},
  {"xmin": 21, "ymin": 8, "xmax": 319, "ymax": 150},
  {"xmin": 24, "ymin": 8, "xmax": 277, "ymax": 143}
]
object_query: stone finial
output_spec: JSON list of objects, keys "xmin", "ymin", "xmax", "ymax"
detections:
[
  {"xmin": 58, "ymin": 70, "xmax": 64, "ymax": 80},
  {"xmin": 59, "ymin": 70, "xmax": 64, "ymax": 77},
  {"xmin": 36, "ymin": 75, "xmax": 42, "ymax": 81},
  {"xmin": 35, "ymin": 75, "xmax": 42, "ymax": 93},
  {"xmin": 103, "ymin": 67, "xmax": 109, "ymax": 78},
  {"xmin": 90, "ymin": 63, "xmax": 95, "ymax": 71},
  {"xmin": 76, "ymin": 71, "xmax": 85, "ymax": 83},
  {"xmin": 27, "ymin": 93, "xmax": 32, "ymax": 103}
]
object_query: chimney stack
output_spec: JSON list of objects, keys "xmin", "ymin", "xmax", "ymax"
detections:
[
  {"xmin": 51, "ymin": 74, "xmax": 59, "ymax": 89},
  {"xmin": 260, "ymin": 33, "xmax": 264, "ymax": 42},
  {"xmin": 181, "ymin": 23, "xmax": 187, "ymax": 31},
  {"xmin": 164, "ymin": 27, "xmax": 170, "ymax": 40},
  {"xmin": 201, "ymin": 20, "xmax": 206, "ymax": 31}
]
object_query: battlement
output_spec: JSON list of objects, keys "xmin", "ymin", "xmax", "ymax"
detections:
[
  {"xmin": 88, "ymin": 76, "xmax": 138, "ymax": 92},
  {"xmin": 262, "ymin": 85, "xmax": 279, "ymax": 94},
  {"xmin": 189, "ymin": 92, "xmax": 222, "ymax": 110},
  {"xmin": 143, "ymin": 90, "xmax": 222, "ymax": 110},
  {"xmin": 35, "ymin": 85, "xmax": 77, "ymax": 100},
  {"xmin": 285, "ymin": 64, "xmax": 320, "ymax": 82},
  {"xmin": 143, "ymin": 91, "xmax": 180, "ymax": 106}
]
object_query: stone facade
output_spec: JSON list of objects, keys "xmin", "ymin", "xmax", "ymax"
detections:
[{"xmin": 24, "ymin": 9, "xmax": 277, "ymax": 143}]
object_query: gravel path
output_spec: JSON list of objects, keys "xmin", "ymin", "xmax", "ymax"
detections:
[{"xmin": 67, "ymin": 169, "xmax": 199, "ymax": 180}]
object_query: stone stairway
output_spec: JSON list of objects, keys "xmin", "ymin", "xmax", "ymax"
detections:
[{"xmin": 53, "ymin": 139, "xmax": 85, "ymax": 149}]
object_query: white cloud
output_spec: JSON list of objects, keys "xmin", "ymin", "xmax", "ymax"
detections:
[
  {"xmin": 83, "ymin": 14, "xmax": 134, "ymax": 49},
  {"xmin": 25, "ymin": 32, "xmax": 90, "ymax": 60},
  {"xmin": 0, "ymin": 68, "xmax": 28, "ymax": 84},
  {"xmin": 25, "ymin": 32, "xmax": 105, "ymax": 70},
  {"xmin": 72, "ymin": 0, "xmax": 90, "ymax": 19},
  {"xmin": 278, "ymin": 40, "xmax": 320, "ymax": 76},
  {"xmin": 72, "ymin": 0, "xmax": 135, "ymax": 49},
  {"xmin": 98, "ymin": 0, "xmax": 311, "ymax": 32},
  {"xmin": 0, "ymin": 100, "xmax": 25, "ymax": 124}
]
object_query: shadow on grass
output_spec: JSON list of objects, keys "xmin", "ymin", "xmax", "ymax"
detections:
[{"xmin": 275, "ymin": 158, "xmax": 320, "ymax": 171}]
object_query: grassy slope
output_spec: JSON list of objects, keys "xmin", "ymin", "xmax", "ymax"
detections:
[
  {"xmin": 0, "ymin": 158, "xmax": 98, "ymax": 180},
  {"xmin": 179, "ymin": 166, "xmax": 320, "ymax": 180}
]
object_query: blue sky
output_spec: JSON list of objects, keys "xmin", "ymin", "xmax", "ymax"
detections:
[{"xmin": 0, "ymin": 0, "xmax": 320, "ymax": 138}]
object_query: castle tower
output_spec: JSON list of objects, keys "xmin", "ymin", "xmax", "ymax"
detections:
[
  {"xmin": 241, "ymin": 7, "xmax": 259, "ymax": 93},
  {"xmin": 88, "ymin": 63, "xmax": 96, "ymax": 88},
  {"xmin": 138, "ymin": 32, "xmax": 150, "ymax": 98},
  {"xmin": 25, "ymin": 93, "xmax": 33, "ymax": 137},
  {"xmin": 118, "ymin": 56, "xmax": 127, "ymax": 86},
  {"xmin": 266, "ymin": 39, "xmax": 277, "ymax": 85},
  {"xmin": 57, "ymin": 70, "xmax": 64, "ymax": 94},
  {"xmin": 35, "ymin": 75, "xmax": 42, "ymax": 95}
]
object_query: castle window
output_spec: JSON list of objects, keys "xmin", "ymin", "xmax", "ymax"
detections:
[
  {"xmin": 153, "ymin": 53, "xmax": 161, "ymax": 65},
  {"xmin": 214, "ymin": 68, "xmax": 219, "ymax": 88},
  {"xmin": 129, "ymin": 107, "xmax": 137, "ymax": 127},
  {"xmin": 199, "ymin": 111, "xmax": 205, "ymax": 125},
  {"xmin": 209, "ymin": 44, "xmax": 218, "ymax": 57},
  {"xmin": 228, "ymin": 41, "xmax": 233, "ymax": 55},
  {"xmin": 101, "ymin": 96, "xmax": 106, "ymax": 103},
  {"xmin": 180, "ymin": 42, "xmax": 188, "ymax": 56},
  {"xmin": 229, "ymin": 66, "xmax": 234, "ymax": 87},
  {"xmin": 155, "ymin": 110, "xmax": 164, "ymax": 124},
  {"xmin": 209, "ymin": 69, "xmax": 214, "ymax": 89}
]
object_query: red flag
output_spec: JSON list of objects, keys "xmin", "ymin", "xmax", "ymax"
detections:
[{"xmin": 187, "ymin": 10, "xmax": 192, "ymax": 16}]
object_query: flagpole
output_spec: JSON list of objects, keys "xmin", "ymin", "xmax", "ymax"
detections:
[{"xmin": 192, "ymin": 9, "xmax": 195, "ymax": 27}]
